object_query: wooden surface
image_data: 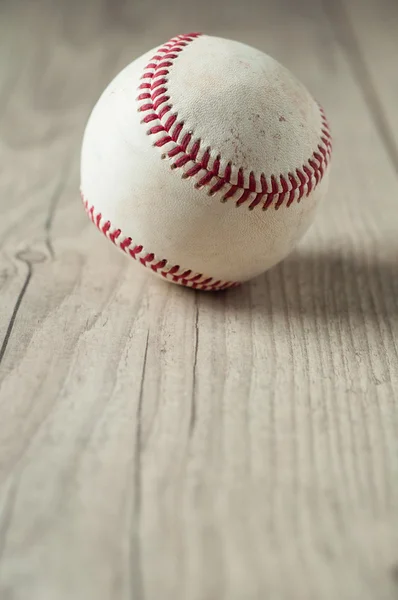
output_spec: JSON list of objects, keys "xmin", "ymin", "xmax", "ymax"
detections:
[{"xmin": 0, "ymin": 0, "xmax": 398, "ymax": 598}]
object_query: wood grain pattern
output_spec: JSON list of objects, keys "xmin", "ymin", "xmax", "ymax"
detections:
[{"xmin": 0, "ymin": 1, "xmax": 397, "ymax": 599}]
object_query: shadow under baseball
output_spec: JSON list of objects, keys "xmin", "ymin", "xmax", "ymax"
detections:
[{"xmin": 199, "ymin": 247, "xmax": 398, "ymax": 326}]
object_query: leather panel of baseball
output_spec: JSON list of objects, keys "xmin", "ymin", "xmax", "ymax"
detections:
[{"xmin": 80, "ymin": 33, "xmax": 332, "ymax": 289}]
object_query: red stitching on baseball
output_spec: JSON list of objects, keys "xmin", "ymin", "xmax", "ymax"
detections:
[
  {"xmin": 81, "ymin": 192, "xmax": 240, "ymax": 292},
  {"xmin": 303, "ymin": 166, "xmax": 313, "ymax": 194},
  {"xmin": 142, "ymin": 113, "xmax": 157, "ymax": 123},
  {"xmin": 130, "ymin": 245, "xmax": 143, "ymax": 258},
  {"xmin": 213, "ymin": 156, "xmax": 221, "ymax": 176},
  {"xmin": 110, "ymin": 229, "xmax": 121, "ymax": 243},
  {"xmin": 154, "ymin": 135, "xmax": 171, "ymax": 147},
  {"xmin": 173, "ymin": 155, "xmax": 190, "ymax": 168},
  {"xmin": 152, "ymin": 90, "xmax": 167, "ymax": 103},
  {"xmin": 151, "ymin": 78, "xmax": 167, "ymax": 90},
  {"xmin": 149, "ymin": 125, "xmax": 164, "ymax": 135},
  {"xmin": 200, "ymin": 148, "xmax": 210, "ymax": 169},
  {"xmin": 167, "ymin": 146, "xmax": 182, "ymax": 158},
  {"xmin": 140, "ymin": 253, "xmax": 155, "ymax": 265},
  {"xmin": 249, "ymin": 171, "xmax": 256, "ymax": 192},
  {"xmin": 196, "ymin": 171, "xmax": 214, "ymax": 188},
  {"xmin": 139, "ymin": 103, "xmax": 153, "ymax": 112},
  {"xmin": 153, "ymin": 95, "xmax": 170, "ymax": 110},
  {"xmin": 180, "ymin": 133, "xmax": 191, "ymax": 151},
  {"xmin": 137, "ymin": 33, "xmax": 332, "ymax": 211},
  {"xmin": 190, "ymin": 139, "xmax": 201, "ymax": 160},
  {"xmin": 236, "ymin": 189, "xmax": 251, "ymax": 207},
  {"xmin": 172, "ymin": 122, "xmax": 183, "ymax": 141},
  {"xmin": 120, "ymin": 237, "xmax": 132, "ymax": 252},
  {"xmin": 164, "ymin": 114, "xmax": 177, "ymax": 131},
  {"xmin": 237, "ymin": 168, "xmax": 244, "ymax": 188},
  {"xmin": 222, "ymin": 185, "xmax": 238, "ymax": 203},
  {"xmin": 209, "ymin": 178, "xmax": 226, "ymax": 195},
  {"xmin": 158, "ymin": 105, "xmax": 172, "ymax": 119}
]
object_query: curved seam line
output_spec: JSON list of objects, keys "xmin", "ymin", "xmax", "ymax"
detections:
[
  {"xmin": 137, "ymin": 32, "xmax": 333, "ymax": 211},
  {"xmin": 81, "ymin": 192, "xmax": 240, "ymax": 291}
]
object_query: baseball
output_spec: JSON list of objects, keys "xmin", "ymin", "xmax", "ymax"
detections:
[{"xmin": 80, "ymin": 33, "xmax": 332, "ymax": 291}]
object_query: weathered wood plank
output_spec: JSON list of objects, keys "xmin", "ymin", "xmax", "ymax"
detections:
[{"xmin": 0, "ymin": 1, "xmax": 397, "ymax": 599}]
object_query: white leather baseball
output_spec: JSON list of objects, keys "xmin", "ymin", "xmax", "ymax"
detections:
[{"xmin": 80, "ymin": 33, "xmax": 332, "ymax": 291}]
